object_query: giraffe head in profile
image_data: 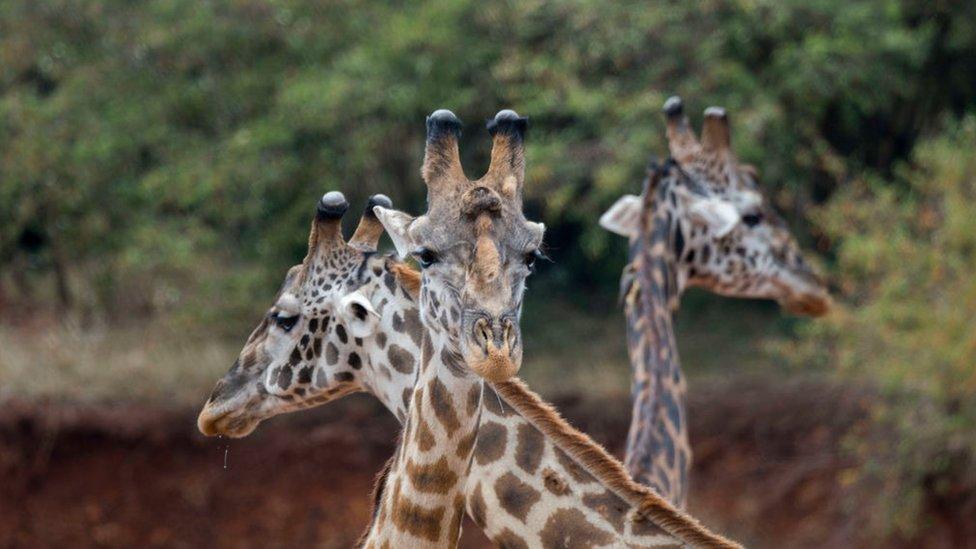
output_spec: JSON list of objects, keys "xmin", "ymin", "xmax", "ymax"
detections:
[
  {"xmin": 601, "ymin": 96, "xmax": 831, "ymax": 316},
  {"xmin": 374, "ymin": 109, "xmax": 545, "ymax": 382},
  {"xmin": 197, "ymin": 192, "xmax": 425, "ymax": 438}
]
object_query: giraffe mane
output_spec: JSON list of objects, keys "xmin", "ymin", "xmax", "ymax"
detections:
[
  {"xmin": 390, "ymin": 261, "xmax": 421, "ymax": 297},
  {"xmin": 357, "ymin": 453, "xmax": 397, "ymax": 548},
  {"xmin": 491, "ymin": 377, "xmax": 741, "ymax": 549}
]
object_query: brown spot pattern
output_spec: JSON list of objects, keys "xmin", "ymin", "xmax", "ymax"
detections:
[
  {"xmin": 406, "ymin": 457, "xmax": 458, "ymax": 495},
  {"xmin": 494, "ymin": 472, "xmax": 541, "ymax": 523},
  {"xmin": 582, "ymin": 489, "xmax": 629, "ymax": 534},
  {"xmin": 402, "ymin": 308, "xmax": 424, "ymax": 347},
  {"xmin": 440, "ymin": 346, "xmax": 467, "ymax": 377},
  {"xmin": 515, "ymin": 423, "xmax": 545, "ymax": 474},
  {"xmin": 455, "ymin": 430, "xmax": 477, "ymax": 459},
  {"xmin": 474, "ymin": 421, "xmax": 507, "ymax": 465},
  {"xmin": 494, "ymin": 528, "xmax": 530, "ymax": 549},
  {"xmin": 542, "ymin": 467, "xmax": 570, "ymax": 496},
  {"xmin": 466, "ymin": 384, "xmax": 481, "ymax": 417},
  {"xmin": 414, "ymin": 420, "xmax": 436, "ymax": 452},
  {"xmin": 446, "ymin": 495, "xmax": 465, "ymax": 545},
  {"xmin": 401, "ymin": 388, "xmax": 412, "ymax": 413},
  {"xmin": 428, "ymin": 377, "xmax": 460, "ymax": 437},
  {"xmin": 391, "ymin": 497, "xmax": 445, "ymax": 542},
  {"xmin": 421, "ymin": 335, "xmax": 434, "ymax": 370},
  {"xmin": 539, "ymin": 507, "xmax": 615, "ymax": 548},
  {"xmin": 388, "ymin": 344, "xmax": 415, "ymax": 374}
]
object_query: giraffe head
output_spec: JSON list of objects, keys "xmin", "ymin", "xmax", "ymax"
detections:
[
  {"xmin": 601, "ymin": 97, "xmax": 831, "ymax": 316},
  {"xmin": 374, "ymin": 109, "xmax": 545, "ymax": 382},
  {"xmin": 197, "ymin": 192, "xmax": 424, "ymax": 438}
]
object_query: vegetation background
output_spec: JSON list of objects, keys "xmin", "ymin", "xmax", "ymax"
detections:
[{"xmin": 1, "ymin": 0, "xmax": 974, "ymax": 545}]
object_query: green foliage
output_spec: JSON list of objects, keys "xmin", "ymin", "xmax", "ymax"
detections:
[
  {"xmin": 781, "ymin": 119, "xmax": 976, "ymax": 536},
  {"xmin": 1, "ymin": 0, "xmax": 974, "ymax": 327}
]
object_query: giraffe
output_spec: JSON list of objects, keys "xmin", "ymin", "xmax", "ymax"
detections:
[
  {"xmin": 196, "ymin": 191, "xmax": 426, "ymax": 438},
  {"xmin": 367, "ymin": 108, "xmax": 738, "ymax": 547},
  {"xmin": 198, "ymin": 190, "xmax": 739, "ymax": 547},
  {"xmin": 599, "ymin": 96, "xmax": 832, "ymax": 508},
  {"xmin": 355, "ymin": 108, "xmax": 543, "ymax": 547}
]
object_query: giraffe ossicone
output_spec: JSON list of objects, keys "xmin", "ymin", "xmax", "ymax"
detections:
[{"xmin": 601, "ymin": 96, "xmax": 832, "ymax": 507}]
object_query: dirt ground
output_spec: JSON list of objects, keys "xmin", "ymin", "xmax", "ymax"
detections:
[{"xmin": 0, "ymin": 378, "xmax": 968, "ymax": 548}]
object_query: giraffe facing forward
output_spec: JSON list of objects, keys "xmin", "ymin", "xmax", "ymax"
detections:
[
  {"xmin": 600, "ymin": 97, "xmax": 832, "ymax": 507},
  {"xmin": 361, "ymin": 108, "xmax": 546, "ymax": 546}
]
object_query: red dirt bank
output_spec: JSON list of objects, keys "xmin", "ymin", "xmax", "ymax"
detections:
[{"xmin": 0, "ymin": 378, "xmax": 965, "ymax": 548}]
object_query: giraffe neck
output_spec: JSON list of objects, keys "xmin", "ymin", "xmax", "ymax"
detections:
[
  {"xmin": 358, "ymin": 262, "xmax": 424, "ymax": 423},
  {"xmin": 622, "ymin": 188, "xmax": 691, "ymax": 508},
  {"xmin": 465, "ymin": 378, "xmax": 736, "ymax": 547},
  {"xmin": 363, "ymin": 322, "xmax": 483, "ymax": 547},
  {"xmin": 345, "ymin": 262, "xmax": 735, "ymax": 546}
]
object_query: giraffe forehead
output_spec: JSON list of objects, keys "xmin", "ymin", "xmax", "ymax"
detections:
[{"xmin": 276, "ymin": 293, "xmax": 301, "ymax": 313}]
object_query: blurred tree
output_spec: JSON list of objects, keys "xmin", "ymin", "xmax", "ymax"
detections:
[
  {"xmin": 0, "ymin": 0, "xmax": 974, "ymax": 324},
  {"xmin": 779, "ymin": 118, "xmax": 976, "ymax": 538}
]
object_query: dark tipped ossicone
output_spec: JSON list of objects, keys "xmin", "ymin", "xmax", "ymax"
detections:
[
  {"xmin": 317, "ymin": 191, "xmax": 349, "ymax": 220},
  {"xmin": 701, "ymin": 106, "xmax": 731, "ymax": 151},
  {"xmin": 704, "ymin": 106, "xmax": 727, "ymax": 120},
  {"xmin": 426, "ymin": 109, "xmax": 462, "ymax": 141},
  {"xmin": 487, "ymin": 109, "xmax": 527, "ymax": 137},
  {"xmin": 365, "ymin": 194, "xmax": 392, "ymax": 218},
  {"xmin": 663, "ymin": 96, "xmax": 684, "ymax": 117}
]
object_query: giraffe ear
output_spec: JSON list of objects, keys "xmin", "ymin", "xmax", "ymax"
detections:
[
  {"xmin": 338, "ymin": 290, "xmax": 380, "ymax": 339},
  {"xmin": 373, "ymin": 206, "xmax": 417, "ymax": 259},
  {"xmin": 685, "ymin": 195, "xmax": 740, "ymax": 238},
  {"xmin": 599, "ymin": 194, "xmax": 642, "ymax": 238}
]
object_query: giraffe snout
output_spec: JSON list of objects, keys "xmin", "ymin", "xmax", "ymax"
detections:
[
  {"xmin": 464, "ymin": 313, "xmax": 521, "ymax": 382},
  {"xmin": 472, "ymin": 315, "xmax": 515, "ymax": 353}
]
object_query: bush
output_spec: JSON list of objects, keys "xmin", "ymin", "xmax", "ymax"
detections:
[
  {"xmin": 1, "ymin": 0, "xmax": 975, "ymax": 323},
  {"xmin": 781, "ymin": 118, "xmax": 976, "ymax": 536}
]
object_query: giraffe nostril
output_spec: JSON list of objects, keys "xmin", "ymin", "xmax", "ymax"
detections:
[
  {"xmin": 470, "ymin": 315, "xmax": 518, "ymax": 354},
  {"xmin": 473, "ymin": 317, "xmax": 492, "ymax": 348}
]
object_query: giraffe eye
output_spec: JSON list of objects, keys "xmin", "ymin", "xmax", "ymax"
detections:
[
  {"xmin": 742, "ymin": 213, "xmax": 763, "ymax": 227},
  {"xmin": 412, "ymin": 248, "xmax": 439, "ymax": 269},
  {"xmin": 272, "ymin": 312, "xmax": 299, "ymax": 333},
  {"xmin": 525, "ymin": 249, "xmax": 547, "ymax": 272}
]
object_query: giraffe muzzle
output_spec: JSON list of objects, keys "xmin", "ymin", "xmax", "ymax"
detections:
[
  {"xmin": 197, "ymin": 371, "xmax": 261, "ymax": 437},
  {"xmin": 775, "ymin": 262, "xmax": 832, "ymax": 317},
  {"xmin": 464, "ymin": 314, "xmax": 521, "ymax": 382}
]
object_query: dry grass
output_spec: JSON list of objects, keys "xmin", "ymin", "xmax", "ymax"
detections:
[
  {"xmin": 0, "ymin": 318, "xmax": 236, "ymax": 407},
  {"xmin": 0, "ymin": 291, "xmax": 795, "ymax": 406}
]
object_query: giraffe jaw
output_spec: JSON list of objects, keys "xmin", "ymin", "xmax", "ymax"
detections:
[{"xmin": 781, "ymin": 292, "xmax": 832, "ymax": 317}]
